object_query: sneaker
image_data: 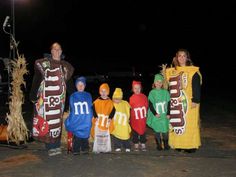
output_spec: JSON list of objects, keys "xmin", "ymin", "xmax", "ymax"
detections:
[
  {"xmin": 54, "ymin": 148, "xmax": 62, "ymax": 155},
  {"xmin": 115, "ymin": 148, "xmax": 121, "ymax": 152},
  {"xmin": 134, "ymin": 144, "xmax": 139, "ymax": 152},
  {"xmin": 48, "ymin": 149, "xmax": 57, "ymax": 156},
  {"xmin": 73, "ymin": 151, "xmax": 80, "ymax": 155},
  {"xmin": 140, "ymin": 143, "xmax": 147, "ymax": 152},
  {"xmin": 125, "ymin": 148, "xmax": 131, "ymax": 152}
]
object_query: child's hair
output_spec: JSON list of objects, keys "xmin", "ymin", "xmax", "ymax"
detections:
[
  {"xmin": 172, "ymin": 48, "xmax": 193, "ymax": 67},
  {"xmin": 152, "ymin": 73, "xmax": 164, "ymax": 89}
]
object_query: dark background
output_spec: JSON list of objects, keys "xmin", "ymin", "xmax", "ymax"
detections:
[{"xmin": 0, "ymin": 0, "xmax": 236, "ymax": 101}]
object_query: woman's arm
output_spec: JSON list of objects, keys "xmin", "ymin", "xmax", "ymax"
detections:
[
  {"xmin": 192, "ymin": 72, "xmax": 201, "ymax": 104},
  {"xmin": 29, "ymin": 63, "xmax": 42, "ymax": 102}
]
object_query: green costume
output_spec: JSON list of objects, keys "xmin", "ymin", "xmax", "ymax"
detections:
[{"xmin": 147, "ymin": 89, "xmax": 170, "ymax": 133}]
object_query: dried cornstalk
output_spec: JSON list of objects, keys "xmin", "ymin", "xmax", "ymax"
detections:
[
  {"xmin": 61, "ymin": 111, "xmax": 69, "ymax": 147},
  {"xmin": 6, "ymin": 52, "xmax": 29, "ymax": 145},
  {"xmin": 160, "ymin": 63, "xmax": 168, "ymax": 90}
]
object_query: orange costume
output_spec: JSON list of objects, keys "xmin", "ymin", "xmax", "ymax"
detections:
[{"xmin": 90, "ymin": 83, "xmax": 115, "ymax": 138}]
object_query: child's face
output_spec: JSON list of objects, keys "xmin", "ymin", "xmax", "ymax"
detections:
[
  {"xmin": 76, "ymin": 82, "xmax": 85, "ymax": 92},
  {"xmin": 154, "ymin": 80, "xmax": 163, "ymax": 89},
  {"xmin": 100, "ymin": 89, "xmax": 108, "ymax": 98},
  {"xmin": 113, "ymin": 98, "xmax": 122, "ymax": 103},
  {"xmin": 132, "ymin": 84, "xmax": 141, "ymax": 94}
]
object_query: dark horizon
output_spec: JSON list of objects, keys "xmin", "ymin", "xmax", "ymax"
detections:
[{"xmin": 0, "ymin": 0, "xmax": 235, "ymax": 97}]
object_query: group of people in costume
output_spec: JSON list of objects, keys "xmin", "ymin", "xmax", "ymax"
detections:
[{"xmin": 30, "ymin": 42, "xmax": 202, "ymax": 156}]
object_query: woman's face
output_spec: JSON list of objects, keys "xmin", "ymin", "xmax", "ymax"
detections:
[
  {"xmin": 177, "ymin": 51, "xmax": 187, "ymax": 66},
  {"xmin": 51, "ymin": 43, "xmax": 62, "ymax": 61}
]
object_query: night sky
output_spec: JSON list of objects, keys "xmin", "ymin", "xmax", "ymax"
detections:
[{"xmin": 0, "ymin": 1, "xmax": 236, "ymax": 98}]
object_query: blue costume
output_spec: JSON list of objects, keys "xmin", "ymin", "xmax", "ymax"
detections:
[{"xmin": 65, "ymin": 91, "xmax": 93, "ymax": 139}]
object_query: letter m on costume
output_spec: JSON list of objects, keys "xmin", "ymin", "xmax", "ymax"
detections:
[
  {"xmin": 134, "ymin": 106, "xmax": 146, "ymax": 119},
  {"xmin": 97, "ymin": 114, "xmax": 109, "ymax": 128},
  {"xmin": 74, "ymin": 101, "xmax": 89, "ymax": 115},
  {"xmin": 114, "ymin": 112, "xmax": 128, "ymax": 126}
]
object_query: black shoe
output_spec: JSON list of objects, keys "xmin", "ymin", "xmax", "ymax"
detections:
[
  {"xmin": 156, "ymin": 137, "xmax": 162, "ymax": 151},
  {"xmin": 81, "ymin": 150, "xmax": 89, "ymax": 155},
  {"xmin": 175, "ymin": 148, "xmax": 182, "ymax": 152},
  {"xmin": 184, "ymin": 149, "xmax": 196, "ymax": 153},
  {"xmin": 157, "ymin": 145, "xmax": 162, "ymax": 151},
  {"xmin": 164, "ymin": 145, "xmax": 170, "ymax": 150},
  {"xmin": 163, "ymin": 140, "xmax": 170, "ymax": 150}
]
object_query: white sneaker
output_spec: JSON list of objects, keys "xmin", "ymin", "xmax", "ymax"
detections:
[
  {"xmin": 48, "ymin": 149, "xmax": 57, "ymax": 156},
  {"xmin": 48, "ymin": 148, "xmax": 62, "ymax": 156},
  {"xmin": 134, "ymin": 144, "xmax": 139, "ymax": 151},
  {"xmin": 125, "ymin": 148, "xmax": 131, "ymax": 152},
  {"xmin": 141, "ymin": 143, "xmax": 147, "ymax": 152},
  {"xmin": 115, "ymin": 148, "xmax": 121, "ymax": 152}
]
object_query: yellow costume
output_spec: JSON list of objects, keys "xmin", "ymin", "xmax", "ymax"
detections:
[
  {"xmin": 112, "ymin": 100, "xmax": 131, "ymax": 140},
  {"xmin": 165, "ymin": 66, "xmax": 202, "ymax": 149}
]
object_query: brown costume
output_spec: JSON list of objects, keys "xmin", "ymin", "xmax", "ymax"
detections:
[{"xmin": 30, "ymin": 57, "xmax": 74, "ymax": 143}]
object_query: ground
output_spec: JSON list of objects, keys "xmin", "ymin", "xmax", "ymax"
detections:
[{"xmin": 0, "ymin": 94, "xmax": 236, "ymax": 177}]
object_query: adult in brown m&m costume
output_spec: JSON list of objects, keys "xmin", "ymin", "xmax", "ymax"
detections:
[{"xmin": 30, "ymin": 42, "xmax": 74, "ymax": 156}]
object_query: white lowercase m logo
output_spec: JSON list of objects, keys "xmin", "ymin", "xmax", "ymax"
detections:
[
  {"xmin": 155, "ymin": 101, "xmax": 166, "ymax": 114},
  {"xmin": 74, "ymin": 101, "xmax": 89, "ymax": 115},
  {"xmin": 114, "ymin": 112, "xmax": 127, "ymax": 126},
  {"xmin": 97, "ymin": 114, "xmax": 109, "ymax": 127},
  {"xmin": 134, "ymin": 106, "xmax": 146, "ymax": 119}
]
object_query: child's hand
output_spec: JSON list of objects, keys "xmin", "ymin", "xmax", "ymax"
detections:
[
  {"xmin": 191, "ymin": 102, "xmax": 198, "ymax": 108},
  {"xmin": 178, "ymin": 97, "xmax": 182, "ymax": 102},
  {"xmin": 155, "ymin": 114, "xmax": 160, "ymax": 118},
  {"xmin": 166, "ymin": 115, "xmax": 170, "ymax": 119}
]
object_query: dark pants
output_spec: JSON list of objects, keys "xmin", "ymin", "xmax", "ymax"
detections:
[
  {"xmin": 113, "ymin": 136, "xmax": 131, "ymax": 149},
  {"xmin": 155, "ymin": 132, "xmax": 168, "ymax": 142},
  {"xmin": 73, "ymin": 136, "xmax": 89, "ymax": 153},
  {"xmin": 132, "ymin": 130, "xmax": 147, "ymax": 144},
  {"xmin": 45, "ymin": 140, "xmax": 61, "ymax": 150},
  {"xmin": 155, "ymin": 132, "xmax": 169, "ymax": 150}
]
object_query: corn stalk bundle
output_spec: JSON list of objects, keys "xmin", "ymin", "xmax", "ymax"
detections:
[
  {"xmin": 160, "ymin": 63, "xmax": 168, "ymax": 90},
  {"xmin": 6, "ymin": 52, "xmax": 29, "ymax": 145},
  {"xmin": 61, "ymin": 111, "xmax": 69, "ymax": 147}
]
